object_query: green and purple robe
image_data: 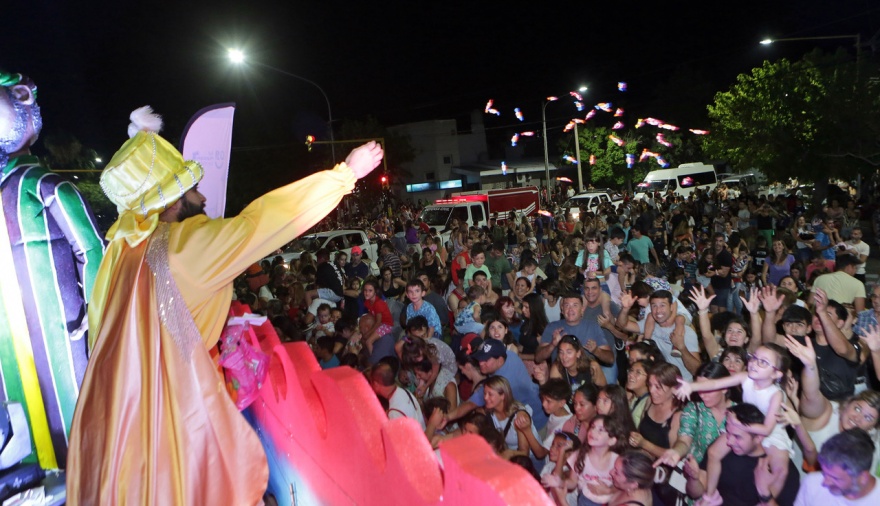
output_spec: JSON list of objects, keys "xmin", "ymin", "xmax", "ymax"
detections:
[{"xmin": 0, "ymin": 155, "xmax": 104, "ymax": 469}]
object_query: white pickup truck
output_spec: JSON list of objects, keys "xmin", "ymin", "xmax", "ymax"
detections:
[{"xmin": 264, "ymin": 229, "xmax": 380, "ymax": 276}]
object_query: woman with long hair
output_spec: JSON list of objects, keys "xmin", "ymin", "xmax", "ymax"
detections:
[
  {"xmin": 762, "ymin": 238, "xmax": 796, "ymax": 287},
  {"xmin": 378, "ymin": 266, "xmax": 406, "ymax": 301},
  {"xmin": 629, "ymin": 363, "xmax": 682, "ymax": 459},
  {"xmin": 608, "ymin": 451, "xmax": 654, "ymax": 506},
  {"xmin": 625, "ymin": 360, "xmax": 651, "ymax": 428},
  {"xmin": 419, "ymin": 246, "xmax": 444, "ymax": 279},
  {"xmin": 547, "ymin": 335, "xmax": 606, "ymax": 391},
  {"xmin": 483, "ymin": 317, "xmax": 517, "ymax": 352},
  {"xmin": 629, "ymin": 363, "xmax": 684, "ymax": 506},
  {"xmin": 654, "ymin": 362, "xmax": 734, "ymax": 468},
  {"xmin": 540, "ymin": 279, "xmax": 563, "ymax": 323},
  {"xmin": 483, "ymin": 376, "xmax": 537, "ymax": 460},
  {"xmin": 519, "ymin": 292, "xmax": 549, "ymax": 362},
  {"xmin": 495, "ymin": 296, "xmax": 523, "ymax": 342}
]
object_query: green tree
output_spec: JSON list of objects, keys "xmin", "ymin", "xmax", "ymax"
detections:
[
  {"xmin": 704, "ymin": 49, "xmax": 878, "ymax": 184},
  {"xmin": 40, "ymin": 132, "xmax": 117, "ymax": 232}
]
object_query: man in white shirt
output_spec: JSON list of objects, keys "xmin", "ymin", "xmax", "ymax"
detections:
[
  {"xmin": 842, "ymin": 226, "xmax": 870, "ymax": 284},
  {"xmin": 370, "ymin": 361, "xmax": 426, "ymax": 430},
  {"xmin": 795, "ymin": 429, "xmax": 880, "ymax": 505},
  {"xmin": 810, "ymin": 255, "xmax": 866, "ymax": 312},
  {"xmin": 737, "ymin": 200, "xmax": 751, "ymax": 232}
]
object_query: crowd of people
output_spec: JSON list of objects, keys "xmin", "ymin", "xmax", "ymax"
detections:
[{"xmin": 238, "ymin": 183, "xmax": 880, "ymax": 505}]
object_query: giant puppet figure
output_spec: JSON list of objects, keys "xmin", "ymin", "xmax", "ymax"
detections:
[
  {"xmin": 0, "ymin": 71, "xmax": 104, "ymax": 470},
  {"xmin": 66, "ymin": 106, "xmax": 383, "ymax": 504}
]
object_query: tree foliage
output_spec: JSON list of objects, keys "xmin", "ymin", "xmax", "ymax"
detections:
[{"xmin": 704, "ymin": 49, "xmax": 879, "ymax": 182}]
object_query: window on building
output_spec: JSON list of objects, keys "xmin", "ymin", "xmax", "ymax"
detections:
[
  {"xmin": 426, "ymin": 172, "xmax": 435, "ymax": 180},
  {"xmin": 443, "ymin": 156, "xmax": 452, "ymax": 165}
]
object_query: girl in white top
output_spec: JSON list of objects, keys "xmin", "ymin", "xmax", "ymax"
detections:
[
  {"xmin": 557, "ymin": 415, "xmax": 629, "ymax": 506},
  {"xmin": 676, "ymin": 343, "xmax": 793, "ymax": 496}
]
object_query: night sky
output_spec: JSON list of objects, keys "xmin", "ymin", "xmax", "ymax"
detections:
[{"xmin": 6, "ymin": 1, "xmax": 880, "ymax": 166}]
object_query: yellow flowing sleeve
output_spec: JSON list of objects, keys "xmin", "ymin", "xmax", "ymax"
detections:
[{"xmin": 167, "ymin": 164, "xmax": 356, "ymax": 338}]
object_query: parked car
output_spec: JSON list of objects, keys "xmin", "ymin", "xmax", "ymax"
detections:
[
  {"xmin": 264, "ymin": 229, "xmax": 380, "ymax": 276},
  {"xmin": 562, "ymin": 189, "xmax": 623, "ymax": 221}
]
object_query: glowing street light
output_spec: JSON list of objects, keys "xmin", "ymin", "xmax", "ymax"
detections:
[
  {"xmin": 227, "ymin": 47, "xmax": 336, "ymax": 162},
  {"xmin": 227, "ymin": 48, "xmax": 245, "ymax": 64}
]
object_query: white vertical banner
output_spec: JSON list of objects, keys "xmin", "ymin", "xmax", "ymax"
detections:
[{"xmin": 181, "ymin": 103, "xmax": 236, "ymax": 219}]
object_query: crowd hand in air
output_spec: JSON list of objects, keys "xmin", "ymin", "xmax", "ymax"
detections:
[
  {"xmin": 784, "ymin": 334, "xmax": 817, "ymax": 367},
  {"xmin": 740, "ymin": 286, "xmax": 761, "ymax": 314},
  {"xmin": 783, "ymin": 374, "xmax": 800, "ymax": 411},
  {"xmin": 688, "ymin": 285, "xmax": 715, "ymax": 312},
  {"xmin": 813, "ymin": 288, "xmax": 829, "ymax": 313},
  {"xmin": 619, "ymin": 291, "xmax": 637, "ymax": 309},
  {"xmin": 757, "ymin": 285, "xmax": 784, "ymax": 313},
  {"xmin": 345, "ymin": 141, "xmax": 384, "ymax": 179},
  {"xmin": 532, "ymin": 363, "xmax": 548, "ymax": 384},
  {"xmin": 861, "ymin": 324, "xmax": 880, "ymax": 353},
  {"xmin": 777, "ymin": 401, "xmax": 802, "ymax": 427}
]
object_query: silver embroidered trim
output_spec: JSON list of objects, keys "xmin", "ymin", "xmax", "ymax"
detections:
[
  {"xmin": 173, "ymin": 173, "xmax": 185, "ymax": 197},
  {"xmin": 100, "ymin": 133, "xmax": 158, "ymax": 200},
  {"xmin": 183, "ymin": 162, "xmax": 198, "ymax": 181},
  {"xmin": 145, "ymin": 222, "xmax": 202, "ymax": 361},
  {"xmin": 139, "ymin": 197, "xmax": 148, "ymax": 219},
  {"xmin": 157, "ymin": 184, "xmax": 166, "ymax": 210}
]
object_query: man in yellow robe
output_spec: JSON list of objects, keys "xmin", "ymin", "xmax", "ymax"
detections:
[{"xmin": 66, "ymin": 106, "xmax": 383, "ymax": 505}]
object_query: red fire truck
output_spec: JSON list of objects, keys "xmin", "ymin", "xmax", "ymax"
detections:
[{"xmin": 418, "ymin": 186, "xmax": 540, "ymax": 243}]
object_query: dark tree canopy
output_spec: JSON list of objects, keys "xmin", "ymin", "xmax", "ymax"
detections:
[{"xmin": 704, "ymin": 49, "xmax": 879, "ymax": 183}]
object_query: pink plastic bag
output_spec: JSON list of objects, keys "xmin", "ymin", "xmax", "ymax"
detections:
[{"xmin": 219, "ymin": 321, "xmax": 269, "ymax": 410}]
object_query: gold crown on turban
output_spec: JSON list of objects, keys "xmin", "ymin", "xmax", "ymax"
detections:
[{"xmin": 100, "ymin": 106, "xmax": 203, "ymax": 219}]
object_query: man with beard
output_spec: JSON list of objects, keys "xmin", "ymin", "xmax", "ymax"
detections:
[
  {"xmin": 0, "ymin": 70, "xmax": 104, "ymax": 469},
  {"xmin": 794, "ymin": 429, "xmax": 880, "ymax": 505},
  {"xmin": 685, "ymin": 403, "xmax": 800, "ymax": 506},
  {"xmin": 536, "ymin": 292, "xmax": 609, "ymax": 365},
  {"xmin": 643, "ymin": 290, "xmax": 702, "ymax": 380},
  {"xmin": 66, "ymin": 106, "xmax": 383, "ymax": 504}
]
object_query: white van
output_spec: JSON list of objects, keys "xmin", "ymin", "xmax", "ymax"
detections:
[{"xmin": 634, "ymin": 163, "xmax": 718, "ymax": 200}]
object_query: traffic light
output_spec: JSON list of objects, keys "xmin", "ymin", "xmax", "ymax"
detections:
[
  {"xmin": 305, "ymin": 135, "xmax": 315, "ymax": 151},
  {"xmin": 380, "ymin": 175, "xmax": 389, "ymax": 188}
]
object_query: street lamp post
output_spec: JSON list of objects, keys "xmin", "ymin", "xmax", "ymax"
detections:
[
  {"xmin": 228, "ymin": 49, "xmax": 336, "ymax": 163},
  {"xmin": 573, "ymin": 122, "xmax": 583, "ymax": 193},
  {"xmin": 541, "ymin": 96, "xmax": 559, "ymax": 199},
  {"xmin": 542, "ymin": 86, "xmax": 587, "ymax": 201}
]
